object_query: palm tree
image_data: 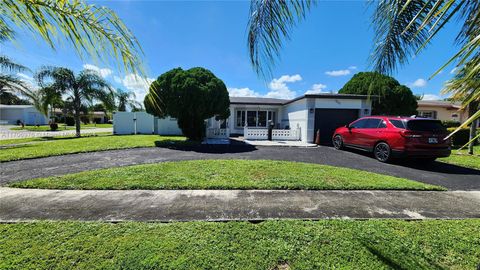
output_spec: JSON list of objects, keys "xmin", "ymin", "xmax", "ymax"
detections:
[
  {"xmin": 247, "ymin": 0, "xmax": 479, "ymax": 150},
  {"xmin": 115, "ymin": 89, "xmax": 141, "ymax": 111},
  {"xmin": 36, "ymin": 67, "xmax": 115, "ymax": 137},
  {"xmin": 30, "ymin": 86, "xmax": 64, "ymax": 124},
  {"xmin": 0, "ymin": 0, "xmax": 144, "ymax": 75}
]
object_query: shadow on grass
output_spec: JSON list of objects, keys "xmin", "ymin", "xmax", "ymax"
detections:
[
  {"xmin": 361, "ymin": 241, "xmax": 446, "ymax": 270},
  {"xmin": 154, "ymin": 139, "xmax": 257, "ymax": 154}
]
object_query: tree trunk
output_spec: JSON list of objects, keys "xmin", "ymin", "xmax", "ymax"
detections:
[
  {"xmin": 74, "ymin": 110, "xmax": 81, "ymax": 137},
  {"xmin": 74, "ymin": 94, "xmax": 81, "ymax": 137},
  {"xmin": 468, "ymin": 102, "xmax": 479, "ymax": 155},
  {"xmin": 469, "ymin": 119, "xmax": 477, "ymax": 155}
]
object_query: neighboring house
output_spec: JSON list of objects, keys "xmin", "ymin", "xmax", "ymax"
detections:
[
  {"xmin": 113, "ymin": 93, "xmax": 373, "ymax": 143},
  {"xmin": 53, "ymin": 108, "xmax": 108, "ymax": 124},
  {"xmin": 417, "ymin": 100, "xmax": 468, "ymax": 123},
  {"xmin": 0, "ymin": 104, "xmax": 49, "ymax": 125}
]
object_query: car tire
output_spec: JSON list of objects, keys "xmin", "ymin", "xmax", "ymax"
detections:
[
  {"xmin": 332, "ymin": 134, "xmax": 344, "ymax": 150},
  {"xmin": 374, "ymin": 142, "xmax": 391, "ymax": 162}
]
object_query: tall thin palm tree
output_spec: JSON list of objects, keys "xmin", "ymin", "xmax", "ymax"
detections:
[
  {"xmin": 0, "ymin": 0, "xmax": 144, "ymax": 75},
  {"xmin": 36, "ymin": 67, "xmax": 115, "ymax": 137},
  {"xmin": 115, "ymin": 89, "xmax": 141, "ymax": 111}
]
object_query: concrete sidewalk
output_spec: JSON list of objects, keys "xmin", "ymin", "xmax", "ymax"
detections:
[{"xmin": 1, "ymin": 188, "xmax": 479, "ymax": 221}]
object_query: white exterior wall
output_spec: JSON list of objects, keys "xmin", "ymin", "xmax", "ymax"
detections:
[
  {"xmin": 0, "ymin": 106, "xmax": 48, "ymax": 125},
  {"xmin": 281, "ymin": 99, "xmax": 309, "ymax": 142},
  {"xmin": 156, "ymin": 117, "xmax": 182, "ymax": 135}
]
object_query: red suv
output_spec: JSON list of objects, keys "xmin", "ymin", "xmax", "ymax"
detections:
[{"xmin": 332, "ymin": 116, "xmax": 451, "ymax": 162}]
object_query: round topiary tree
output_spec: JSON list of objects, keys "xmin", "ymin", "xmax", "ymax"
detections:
[
  {"xmin": 339, "ymin": 72, "xmax": 417, "ymax": 116},
  {"xmin": 144, "ymin": 67, "xmax": 230, "ymax": 141}
]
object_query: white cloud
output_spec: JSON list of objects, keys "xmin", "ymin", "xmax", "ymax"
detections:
[
  {"xmin": 228, "ymin": 87, "xmax": 261, "ymax": 97},
  {"xmin": 409, "ymin": 78, "xmax": 427, "ymax": 88},
  {"xmin": 348, "ymin": 66, "xmax": 357, "ymax": 70},
  {"xmin": 325, "ymin": 69, "xmax": 351, "ymax": 76},
  {"xmin": 83, "ymin": 64, "xmax": 113, "ymax": 78},
  {"xmin": 305, "ymin": 83, "xmax": 328, "ymax": 94},
  {"xmin": 265, "ymin": 74, "xmax": 302, "ymax": 99},
  {"xmin": 450, "ymin": 67, "xmax": 458, "ymax": 74},
  {"xmin": 113, "ymin": 75, "xmax": 122, "ymax": 84},
  {"xmin": 119, "ymin": 73, "xmax": 155, "ymax": 102},
  {"xmin": 421, "ymin": 94, "xmax": 441, "ymax": 101}
]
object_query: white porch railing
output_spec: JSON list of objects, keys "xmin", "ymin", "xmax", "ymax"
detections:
[
  {"xmin": 244, "ymin": 126, "xmax": 301, "ymax": 141},
  {"xmin": 206, "ymin": 128, "xmax": 229, "ymax": 138}
]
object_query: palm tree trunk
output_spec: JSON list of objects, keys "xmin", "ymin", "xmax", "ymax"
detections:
[
  {"xmin": 468, "ymin": 102, "xmax": 479, "ymax": 155},
  {"xmin": 74, "ymin": 110, "xmax": 81, "ymax": 137}
]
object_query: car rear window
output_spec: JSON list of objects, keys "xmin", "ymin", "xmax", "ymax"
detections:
[
  {"xmin": 389, "ymin": 119, "xmax": 405, "ymax": 129},
  {"xmin": 406, "ymin": 120, "xmax": 446, "ymax": 132}
]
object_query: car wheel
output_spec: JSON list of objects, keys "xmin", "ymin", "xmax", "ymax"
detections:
[
  {"xmin": 332, "ymin": 134, "xmax": 344, "ymax": 150},
  {"xmin": 374, "ymin": 142, "xmax": 391, "ymax": 162}
]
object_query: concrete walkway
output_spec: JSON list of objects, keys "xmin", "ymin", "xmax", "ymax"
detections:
[{"xmin": 1, "ymin": 188, "xmax": 479, "ymax": 221}]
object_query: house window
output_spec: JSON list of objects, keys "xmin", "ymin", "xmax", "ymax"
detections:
[
  {"xmin": 418, "ymin": 111, "xmax": 437, "ymax": 119},
  {"xmin": 247, "ymin": 111, "xmax": 257, "ymax": 127},
  {"xmin": 236, "ymin": 109, "xmax": 277, "ymax": 127},
  {"xmin": 257, "ymin": 111, "xmax": 267, "ymax": 127},
  {"xmin": 236, "ymin": 111, "xmax": 245, "ymax": 127}
]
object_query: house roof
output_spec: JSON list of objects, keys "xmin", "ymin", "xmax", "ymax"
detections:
[
  {"xmin": 229, "ymin": 96, "xmax": 288, "ymax": 105},
  {"xmin": 417, "ymin": 100, "xmax": 462, "ymax": 109},
  {"xmin": 229, "ymin": 94, "xmax": 372, "ymax": 106},
  {"xmin": 0, "ymin": 104, "xmax": 34, "ymax": 109}
]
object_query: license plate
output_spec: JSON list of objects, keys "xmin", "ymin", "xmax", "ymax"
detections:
[{"xmin": 428, "ymin": 137, "xmax": 438, "ymax": 144}]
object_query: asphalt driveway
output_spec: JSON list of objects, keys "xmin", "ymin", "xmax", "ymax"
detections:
[{"xmin": 1, "ymin": 145, "xmax": 479, "ymax": 190}]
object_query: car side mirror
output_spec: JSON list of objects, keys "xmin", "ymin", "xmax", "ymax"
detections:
[{"xmin": 346, "ymin": 124, "xmax": 352, "ymax": 130}]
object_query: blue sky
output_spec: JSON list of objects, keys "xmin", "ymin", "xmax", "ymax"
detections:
[{"xmin": 1, "ymin": 0, "xmax": 462, "ymax": 102}]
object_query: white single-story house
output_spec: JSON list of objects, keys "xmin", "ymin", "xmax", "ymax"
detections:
[
  {"xmin": 220, "ymin": 94, "xmax": 372, "ymax": 143},
  {"xmin": 0, "ymin": 104, "xmax": 49, "ymax": 125},
  {"xmin": 114, "ymin": 93, "xmax": 372, "ymax": 144}
]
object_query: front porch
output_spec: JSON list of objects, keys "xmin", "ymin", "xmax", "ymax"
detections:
[{"xmin": 205, "ymin": 117, "xmax": 302, "ymax": 144}]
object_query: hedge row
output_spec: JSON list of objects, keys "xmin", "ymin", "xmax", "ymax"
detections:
[{"xmin": 447, "ymin": 127, "xmax": 479, "ymax": 146}]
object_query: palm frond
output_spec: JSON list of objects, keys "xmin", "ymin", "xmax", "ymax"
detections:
[
  {"xmin": 372, "ymin": 0, "xmax": 480, "ymax": 81},
  {"xmin": 0, "ymin": 0, "xmax": 144, "ymax": 75},
  {"xmin": 0, "ymin": 74, "xmax": 31, "ymax": 96},
  {"xmin": 370, "ymin": 0, "xmax": 434, "ymax": 74},
  {"xmin": 247, "ymin": 0, "xmax": 315, "ymax": 77},
  {"xmin": 0, "ymin": 55, "xmax": 29, "ymax": 73}
]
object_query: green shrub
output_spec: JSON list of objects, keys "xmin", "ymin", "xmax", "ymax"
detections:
[
  {"xmin": 65, "ymin": 117, "xmax": 75, "ymax": 126},
  {"xmin": 442, "ymin": 120, "xmax": 461, "ymax": 128},
  {"xmin": 447, "ymin": 127, "xmax": 478, "ymax": 146}
]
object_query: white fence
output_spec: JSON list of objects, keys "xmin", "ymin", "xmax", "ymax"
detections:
[
  {"xmin": 113, "ymin": 112, "xmax": 154, "ymax": 135},
  {"xmin": 206, "ymin": 128, "xmax": 229, "ymax": 138},
  {"xmin": 244, "ymin": 127, "xmax": 301, "ymax": 141}
]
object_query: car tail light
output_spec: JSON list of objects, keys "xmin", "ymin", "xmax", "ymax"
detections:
[{"xmin": 400, "ymin": 130, "xmax": 423, "ymax": 138}]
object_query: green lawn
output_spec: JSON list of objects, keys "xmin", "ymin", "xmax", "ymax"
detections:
[
  {"xmin": 1, "ymin": 220, "xmax": 478, "ymax": 269},
  {"xmin": 11, "ymin": 160, "xmax": 444, "ymax": 190},
  {"xmin": 0, "ymin": 135, "xmax": 186, "ymax": 162},
  {"xmin": 439, "ymin": 145, "xmax": 480, "ymax": 170},
  {"xmin": 10, "ymin": 123, "xmax": 112, "ymax": 131}
]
